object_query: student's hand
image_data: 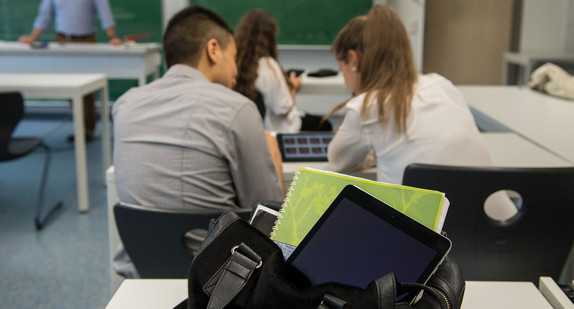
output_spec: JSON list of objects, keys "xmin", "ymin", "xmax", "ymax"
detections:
[
  {"xmin": 528, "ymin": 62, "xmax": 574, "ymax": 100},
  {"xmin": 109, "ymin": 37, "xmax": 123, "ymax": 46},
  {"xmin": 19, "ymin": 36, "xmax": 34, "ymax": 44},
  {"xmin": 288, "ymin": 71, "xmax": 303, "ymax": 92}
]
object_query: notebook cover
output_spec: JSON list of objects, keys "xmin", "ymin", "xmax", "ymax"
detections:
[{"xmin": 271, "ymin": 168, "xmax": 448, "ymax": 247}]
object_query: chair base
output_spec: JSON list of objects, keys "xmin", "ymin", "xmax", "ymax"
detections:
[{"xmin": 35, "ymin": 201, "xmax": 63, "ymax": 230}]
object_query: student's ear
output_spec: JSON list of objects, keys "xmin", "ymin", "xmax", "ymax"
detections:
[
  {"xmin": 347, "ymin": 50, "xmax": 361, "ymax": 71},
  {"xmin": 206, "ymin": 38, "xmax": 221, "ymax": 64}
]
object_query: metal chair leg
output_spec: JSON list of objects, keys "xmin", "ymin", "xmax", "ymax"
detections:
[{"xmin": 34, "ymin": 143, "xmax": 63, "ymax": 230}]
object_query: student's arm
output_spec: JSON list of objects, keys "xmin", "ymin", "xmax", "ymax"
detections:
[
  {"xmin": 227, "ymin": 103, "xmax": 285, "ymax": 208},
  {"xmin": 256, "ymin": 58, "xmax": 295, "ymax": 117},
  {"xmin": 287, "ymin": 71, "xmax": 303, "ymax": 102},
  {"xmin": 264, "ymin": 131, "xmax": 286, "ymax": 195},
  {"xmin": 328, "ymin": 109, "xmax": 371, "ymax": 171},
  {"xmin": 19, "ymin": 0, "xmax": 51, "ymax": 43}
]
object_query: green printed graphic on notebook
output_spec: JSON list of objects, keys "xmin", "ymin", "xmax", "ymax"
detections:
[{"xmin": 270, "ymin": 168, "xmax": 448, "ymax": 247}]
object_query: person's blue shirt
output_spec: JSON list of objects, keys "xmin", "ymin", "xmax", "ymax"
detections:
[{"xmin": 33, "ymin": 0, "xmax": 116, "ymax": 36}]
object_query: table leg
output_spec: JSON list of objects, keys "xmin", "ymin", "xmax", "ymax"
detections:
[
  {"xmin": 153, "ymin": 67, "xmax": 160, "ymax": 80},
  {"xmin": 522, "ymin": 62, "xmax": 532, "ymax": 86},
  {"xmin": 502, "ymin": 59, "xmax": 510, "ymax": 85},
  {"xmin": 72, "ymin": 95, "xmax": 90, "ymax": 213},
  {"xmin": 138, "ymin": 74, "xmax": 146, "ymax": 86},
  {"xmin": 101, "ymin": 85, "xmax": 112, "ymax": 176}
]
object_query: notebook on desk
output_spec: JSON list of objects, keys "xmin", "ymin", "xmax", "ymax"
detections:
[
  {"xmin": 276, "ymin": 132, "xmax": 333, "ymax": 162},
  {"xmin": 271, "ymin": 168, "xmax": 449, "ymax": 249}
]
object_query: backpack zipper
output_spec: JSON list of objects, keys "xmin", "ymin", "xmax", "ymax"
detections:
[{"xmin": 428, "ymin": 286, "xmax": 451, "ymax": 309}]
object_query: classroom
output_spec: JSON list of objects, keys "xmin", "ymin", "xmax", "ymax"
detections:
[{"xmin": 0, "ymin": 0, "xmax": 573, "ymax": 308}]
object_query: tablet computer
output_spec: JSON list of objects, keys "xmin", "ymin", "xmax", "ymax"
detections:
[
  {"xmin": 276, "ymin": 132, "xmax": 333, "ymax": 162},
  {"xmin": 286, "ymin": 185, "xmax": 451, "ymax": 302}
]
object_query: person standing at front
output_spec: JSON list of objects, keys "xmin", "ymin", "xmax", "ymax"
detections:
[{"xmin": 20, "ymin": 0, "xmax": 122, "ymax": 142}]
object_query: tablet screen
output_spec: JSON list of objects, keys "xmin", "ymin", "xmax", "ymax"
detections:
[
  {"xmin": 286, "ymin": 185, "xmax": 450, "ymax": 296},
  {"xmin": 276, "ymin": 132, "xmax": 333, "ymax": 162}
]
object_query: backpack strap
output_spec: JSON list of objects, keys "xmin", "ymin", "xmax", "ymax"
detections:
[
  {"xmin": 205, "ymin": 243, "xmax": 262, "ymax": 309},
  {"xmin": 317, "ymin": 294, "xmax": 347, "ymax": 309}
]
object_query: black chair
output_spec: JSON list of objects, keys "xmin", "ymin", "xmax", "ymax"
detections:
[
  {"xmin": 402, "ymin": 163, "xmax": 574, "ymax": 283},
  {"xmin": 254, "ymin": 91, "xmax": 266, "ymax": 120},
  {"xmin": 114, "ymin": 202, "xmax": 252, "ymax": 278},
  {"xmin": 0, "ymin": 92, "xmax": 62, "ymax": 230}
]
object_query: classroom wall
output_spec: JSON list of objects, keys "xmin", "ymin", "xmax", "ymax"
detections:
[
  {"xmin": 162, "ymin": 0, "xmax": 187, "ymax": 30},
  {"xmin": 387, "ymin": 0, "xmax": 426, "ymax": 71},
  {"xmin": 423, "ymin": 0, "xmax": 514, "ymax": 85},
  {"xmin": 567, "ymin": 4, "xmax": 574, "ymax": 53},
  {"xmin": 519, "ymin": 0, "xmax": 570, "ymax": 53}
]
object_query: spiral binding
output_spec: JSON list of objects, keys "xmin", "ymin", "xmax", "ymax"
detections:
[{"xmin": 270, "ymin": 170, "xmax": 301, "ymax": 238}]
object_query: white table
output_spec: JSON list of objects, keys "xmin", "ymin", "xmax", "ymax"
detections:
[
  {"xmin": 106, "ymin": 279, "xmax": 553, "ymax": 309},
  {"xmin": 299, "ymin": 73, "xmax": 350, "ymax": 95},
  {"xmin": 480, "ymin": 132, "xmax": 571, "ymax": 167},
  {"xmin": 283, "ymin": 162, "xmax": 377, "ymax": 189},
  {"xmin": 459, "ymin": 86, "xmax": 574, "ymax": 164},
  {"xmin": 0, "ymin": 73, "xmax": 110, "ymax": 213},
  {"xmin": 538, "ymin": 277, "xmax": 574, "ymax": 309},
  {"xmin": 503, "ymin": 51, "xmax": 574, "ymax": 85},
  {"xmin": 282, "ymin": 132, "xmax": 571, "ymax": 187},
  {"xmin": 0, "ymin": 41, "xmax": 162, "ymax": 85},
  {"xmin": 463, "ymin": 281, "xmax": 553, "ymax": 309},
  {"xmin": 296, "ymin": 73, "xmax": 350, "ymax": 117},
  {"xmin": 105, "ymin": 131, "xmax": 573, "ymax": 294}
]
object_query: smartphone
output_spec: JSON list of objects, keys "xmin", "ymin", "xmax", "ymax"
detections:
[
  {"xmin": 286, "ymin": 69, "xmax": 305, "ymax": 77},
  {"xmin": 30, "ymin": 41, "xmax": 49, "ymax": 49}
]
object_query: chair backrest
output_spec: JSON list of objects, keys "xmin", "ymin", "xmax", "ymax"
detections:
[
  {"xmin": 0, "ymin": 92, "xmax": 25, "ymax": 154},
  {"xmin": 402, "ymin": 163, "xmax": 574, "ymax": 283},
  {"xmin": 255, "ymin": 91, "xmax": 266, "ymax": 120},
  {"xmin": 114, "ymin": 202, "xmax": 252, "ymax": 279}
]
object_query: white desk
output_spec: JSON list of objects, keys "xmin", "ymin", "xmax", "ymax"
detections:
[
  {"xmin": 283, "ymin": 162, "xmax": 377, "ymax": 189},
  {"xmin": 282, "ymin": 132, "xmax": 571, "ymax": 187},
  {"xmin": 480, "ymin": 132, "xmax": 571, "ymax": 167},
  {"xmin": 0, "ymin": 73, "xmax": 110, "ymax": 213},
  {"xmin": 463, "ymin": 281, "xmax": 553, "ymax": 309},
  {"xmin": 106, "ymin": 166, "xmax": 123, "ymax": 295},
  {"xmin": 105, "ymin": 131, "xmax": 573, "ymax": 294},
  {"xmin": 459, "ymin": 86, "xmax": 574, "ymax": 164},
  {"xmin": 299, "ymin": 73, "xmax": 350, "ymax": 95},
  {"xmin": 538, "ymin": 277, "xmax": 574, "ymax": 309},
  {"xmin": 503, "ymin": 51, "xmax": 574, "ymax": 85},
  {"xmin": 106, "ymin": 279, "xmax": 553, "ymax": 309},
  {"xmin": 0, "ymin": 41, "xmax": 162, "ymax": 85},
  {"xmin": 296, "ymin": 73, "xmax": 350, "ymax": 117}
]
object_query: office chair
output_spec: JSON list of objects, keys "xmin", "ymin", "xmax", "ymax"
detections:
[
  {"xmin": 114, "ymin": 202, "xmax": 252, "ymax": 279},
  {"xmin": 402, "ymin": 163, "xmax": 574, "ymax": 283},
  {"xmin": 0, "ymin": 92, "xmax": 63, "ymax": 230}
]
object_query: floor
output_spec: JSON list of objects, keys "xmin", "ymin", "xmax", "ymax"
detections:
[{"xmin": 0, "ymin": 114, "xmax": 111, "ymax": 308}]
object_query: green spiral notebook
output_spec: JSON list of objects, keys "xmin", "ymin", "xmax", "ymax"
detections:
[{"xmin": 270, "ymin": 168, "xmax": 449, "ymax": 247}]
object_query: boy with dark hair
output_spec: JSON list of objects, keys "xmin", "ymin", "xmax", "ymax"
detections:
[{"xmin": 112, "ymin": 5, "xmax": 284, "ymax": 278}]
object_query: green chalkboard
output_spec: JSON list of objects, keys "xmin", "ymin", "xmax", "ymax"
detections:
[
  {"xmin": 0, "ymin": 0, "xmax": 163, "ymax": 99},
  {"xmin": 0, "ymin": 0, "xmax": 162, "ymax": 42},
  {"xmin": 189, "ymin": 0, "xmax": 372, "ymax": 45},
  {"xmin": 107, "ymin": 0, "xmax": 162, "ymax": 43},
  {"xmin": 0, "ymin": 0, "xmax": 40, "ymax": 41}
]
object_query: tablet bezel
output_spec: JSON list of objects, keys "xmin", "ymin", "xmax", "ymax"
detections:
[
  {"xmin": 276, "ymin": 132, "xmax": 333, "ymax": 162},
  {"xmin": 286, "ymin": 185, "xmax": 451, "ymax": 301}
]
